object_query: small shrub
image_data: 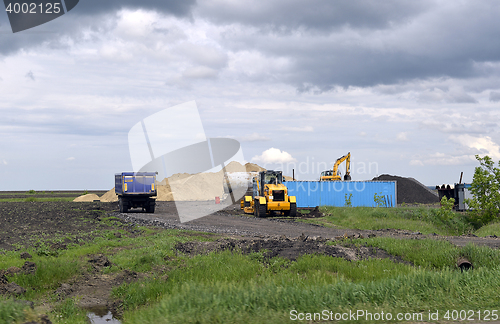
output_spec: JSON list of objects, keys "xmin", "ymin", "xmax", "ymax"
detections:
[
  {"xmin": 374, "ymin": 192, "xmax": 385, "ymax": 207},
  {"xmin": 344, "ymin": 193, "xmax": 352, "ymax": 207},
  {"xmin": 436, "ymin": 196, "xmax": 455, "ymax": 221},
  {"xmin": 466, "ymin": 155, "xmax": 500, "ymax": 226}
]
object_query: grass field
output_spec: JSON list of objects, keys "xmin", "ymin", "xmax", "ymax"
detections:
[
  {"xmin": 296, "ymin": 205, "xmax": 498, "ymax": 237},
  {"xmin": 2, "ymin": 206, "xmax": 500, "ymax": 323}
]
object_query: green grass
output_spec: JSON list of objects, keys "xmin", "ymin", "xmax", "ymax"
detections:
[
  {"xmin": 474, "ymin": 222, "xmax": 500, "ymax": 237},
  {"xmin": 118, "ymin": 248, "xmax": 500, "ymax": 324},
  {"xmin": 0, "ymin": 297, "xmax": 29, "ymax": 324},
  {"xmin": 297, "ymin": 206, "xmax": 473, "ymax": 236}
]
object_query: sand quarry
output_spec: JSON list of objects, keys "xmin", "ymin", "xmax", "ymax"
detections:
[{"xmin": 74, "ymin": 162, "xmax": 266, "ymax": 203}]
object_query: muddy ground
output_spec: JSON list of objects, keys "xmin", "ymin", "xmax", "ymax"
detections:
[
  {"xmin": 1, "ymin": 200, "xmax": 500, "ymax": 251},
  {"xmin": 0, "ymin": 201, "xmax": 119, "ymax": 251}
]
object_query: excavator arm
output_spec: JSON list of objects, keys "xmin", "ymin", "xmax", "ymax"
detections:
[{"xmin": 321, "ymin": 152, "xmax": 351, "ymax": 181}]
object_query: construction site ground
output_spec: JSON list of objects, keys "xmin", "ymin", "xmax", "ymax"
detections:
[
  {"xmin": 2, "ymin": 200, "xmax": 500, "ymax": 323},
  {"xmin": 1, "ymin": 201, "xmax": 499, "ymax": 253}
]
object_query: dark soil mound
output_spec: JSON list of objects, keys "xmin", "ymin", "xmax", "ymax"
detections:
[
  {"xmin": 175, "ymin": 237, "xmax": 404, "ymax": 263},
  {"xmin": 372, "ymin": 174, "xmax": 439, "ymax": 204}
]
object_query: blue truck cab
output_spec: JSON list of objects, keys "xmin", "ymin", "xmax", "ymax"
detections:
[{"xmin": 115, "ymin": 172, "xmax": 157, "ymax": 213}]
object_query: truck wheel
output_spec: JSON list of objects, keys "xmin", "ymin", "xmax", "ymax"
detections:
[
  {"xmin": 254, "ymin": 200, "xmax": 260, "ymax": 217},
  {"xmin": 147, "ymin": 202, "xmax": 155, "ymax": 213},
  {"xmin": 119, "ymin": 198, "xmax": 128, "ymax": 213}
]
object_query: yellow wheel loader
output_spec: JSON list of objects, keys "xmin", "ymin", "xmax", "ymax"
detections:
[
  {"xmin": 241, "ymin": 170, "xmax": 297, "ymax": 217},
  {"xmin": 320, "ymin": 152, "xmax": 351, "ymax": 181}
]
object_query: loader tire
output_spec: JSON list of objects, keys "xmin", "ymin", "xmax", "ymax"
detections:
[
  {"xmin": 255, "ymin": 200, "xmax": 267, "ymax": 218},
  {"xmin": 289, "ymin": 203, "xmax": 297, "ymax": 217},
  {"xmin": 258, "ymin": 203, "xmax": 267, "ymax": 218},
  {"xmin": 284, "ymin": 203, "xmax": 297, "ymax": 217}
]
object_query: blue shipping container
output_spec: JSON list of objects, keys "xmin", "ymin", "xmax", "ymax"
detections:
[{"xmin": 286, "ymin": 181, "xmax": 397, "ymax": 208}]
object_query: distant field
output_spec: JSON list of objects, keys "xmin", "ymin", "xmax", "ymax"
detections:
[{"xmin": 0, "ymin": 191, "xmax": 108, "ymax": 202}]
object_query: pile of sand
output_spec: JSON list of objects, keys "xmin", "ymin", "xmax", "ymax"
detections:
[
  {"xmin": 73, "ymin": 194, "xmax": 100, "ymax": 202},
  {"xmin": 99, "ymin": 188, "xmax": 118, "ymax": 202},
  {"xmin": 74, "ymin": 161, "xmax": 272, "ymax": 202},
  {"xmin": 244, "ymin": 162, "xmax": 266, "ymax": 172}
]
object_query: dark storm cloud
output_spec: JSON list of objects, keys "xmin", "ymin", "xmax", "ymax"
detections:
[
  {"xmin": 72, "ymin": 0, "xmax": 195, "ymax": 16},
  {"xmin": 0, "ymin": 0, "xmax": 195, "ymax": 55},
  {"xmin": 490, "ymin": 91, "xmax": 500, "ymax": 102},
  {"xmin": 201, "ymin": 0, "xmax": 500, "ymax": 90},
  {"xmin": 196, "ymin": 0, "xmax": 430, "ymax": 31}
]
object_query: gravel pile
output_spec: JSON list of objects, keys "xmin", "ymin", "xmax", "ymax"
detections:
[{"xmin": 372, "ymin": 174, "xmax": 439, "ymax": 204}]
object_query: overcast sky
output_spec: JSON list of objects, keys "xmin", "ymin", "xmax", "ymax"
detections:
[{"xmin": 1, "ymin": 0, "xmax": 500, "ymax": 190}]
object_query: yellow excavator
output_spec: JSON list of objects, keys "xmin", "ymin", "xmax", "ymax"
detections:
[
  {"xmin": 320, "ymin": 152, "xmax": 351, "ymax": 181},
  {"xmin": 241, "ymin": 170, "xmax": 297, "ymax": 217}
]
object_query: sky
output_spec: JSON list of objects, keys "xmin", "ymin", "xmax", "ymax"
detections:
[{"xmin": 1, "ymin": 0, "xmax": 500, "ymax": 190}]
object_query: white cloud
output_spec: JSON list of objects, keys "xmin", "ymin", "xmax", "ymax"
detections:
[
  {"xmin": 452, "ymin": 134, "xmax": 500, "ymax": 160},
  {"xmin": 239, "ymin": 133, "xmax": 270, "ymax": 142},
  {"xmin": 396, "ymin": 132, "xmax": 408, "ymax": 141},
  {"xmin": 66, "ymin": 157, "xmax": 76, "ymax": 161},
  {"xmin": 251, "ymin": 148, "xmax": 296, "ymax": 164},
  {"xmin": 2, "ymin": 159, "xmax": 7, "ymax": 165},
  {"xmin": 409, "ymin": 159, "xmax": 424, "ymax": 166},
  {"xmin": 281, "ymin": 126, "xmax": 314, "ymax": 132}
]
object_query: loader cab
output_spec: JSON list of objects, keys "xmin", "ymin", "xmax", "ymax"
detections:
[
  {"xmin": 263, "ymin": 171, "xmax": 282, "ymax": 185},
  {"xmin": 254, "ymin": 170, "xmax": 283, "ymax": 196}
]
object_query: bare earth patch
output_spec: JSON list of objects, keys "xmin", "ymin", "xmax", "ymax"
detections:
[{"xmin": 175, "ymin": 236, "xmax": 409, "ymax": 264}]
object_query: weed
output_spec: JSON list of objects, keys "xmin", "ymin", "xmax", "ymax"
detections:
[
  {"xmin": 344, "ymin": 193, "xmax": 352, "ymax": 207},
  {"xmin": 374, "ymin": 192, "xmax": 385, "ymax": 207}
]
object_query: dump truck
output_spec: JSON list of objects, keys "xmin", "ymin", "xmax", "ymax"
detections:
[
  {"xmin": 241, "ymin": 170, "xmax": 296, "ymax": 217},
  {"xmin": 320, "ymin": 152, "xmax": 351, "ymax": 181},
  {"xmin": 115, "ymin": 172, "xmax": 157, "ymax": 213}
]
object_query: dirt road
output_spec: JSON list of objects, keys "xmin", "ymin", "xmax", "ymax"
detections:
[{"xmin": 116, "ymin": 201, "xmax": 500, "ymax": 249}]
